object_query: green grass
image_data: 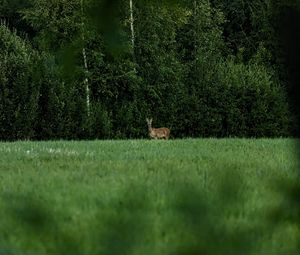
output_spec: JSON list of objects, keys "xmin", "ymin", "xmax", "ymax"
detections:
[{"xmin": 0, "ymin": 139, "xmax": 299, "ymax": 255}]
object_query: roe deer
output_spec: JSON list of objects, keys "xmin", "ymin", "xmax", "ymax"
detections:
[{"xmin": 146, "ymin": 118, "xmax": 170, "ymax": 139}]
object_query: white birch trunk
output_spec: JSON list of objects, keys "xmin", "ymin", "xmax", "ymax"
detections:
[
  {"xmin": 82, "ymin": 46, "xmax": 90, "ymax": 116},
  {"xmin": 129, "ymin": 0, "xmax": 135, "ymax": 49},
  {"xmin": 81, "ymin": 0, "xmax": 90, "ymax": 116},
  {"xmin": 129, "ymin": 0, "xmax": 136, "ymax": 72}
]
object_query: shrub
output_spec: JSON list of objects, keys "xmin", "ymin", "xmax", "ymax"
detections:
[
  {"xmin": 182, "ymin": 58, "xmax": 291, "ymax": 137},
  {"xmin": 0, "ymin": 23, "xmax": 39, "ymax": 140}
]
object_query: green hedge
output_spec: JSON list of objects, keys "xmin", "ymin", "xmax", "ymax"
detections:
[
  {"xmin": 0, "ymin": 24, "xmax": 39, "ymax": 140},
  {"xmin": 0, "ymin": 23, "xmax": 292, "ymax": 140},
  {"xmin": 172, "ymin": 58, "xmax": 291, "ymax": 138}
]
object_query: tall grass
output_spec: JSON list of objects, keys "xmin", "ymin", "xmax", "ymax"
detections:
[{"xmin": 0, "ymin": 139, "xmax": 299, "ymax": 255}]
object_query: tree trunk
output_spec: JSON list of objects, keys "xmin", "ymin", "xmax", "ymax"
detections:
[
  {"xmin": 81, "ymin": 0, "xmax": 90, "ymax": 116},
  {"xmin": 129, "ymin": 0, "xmax": 136, "ymax": 70},
  {"xmin": 129, "ymin": 0, "xmax": 135, "ymax": 49}
]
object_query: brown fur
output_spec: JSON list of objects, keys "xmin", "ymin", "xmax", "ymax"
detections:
[{"xmin": 146, "ymin": 118, "xmax": 170, "ymax": 139}]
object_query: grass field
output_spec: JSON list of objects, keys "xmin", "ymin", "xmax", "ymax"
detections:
[{"xmin": 0, "ymin": 139, "xmax": 299, "ymax": 255}]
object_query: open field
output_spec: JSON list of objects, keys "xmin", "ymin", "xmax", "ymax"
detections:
[{"xmin": 0, "ymin": 139, "xmax": 299, "ymax": 255}]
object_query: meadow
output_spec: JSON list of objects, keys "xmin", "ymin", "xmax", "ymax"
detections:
[{"xmin": 0, "ymin": 139, "xmax": 299, "ymax": 255}]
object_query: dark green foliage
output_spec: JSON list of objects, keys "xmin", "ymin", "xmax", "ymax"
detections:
[
  {"xmin": 0, "ymin": 24, "xmax": 39, "ymax": 140},
  {"xmin": 34, "ymin": 54, "xmax": 65, "ymax": 139},
  {"xmin": 174, "ymin": 59, "xmax": 290, "ymax": 138},
  {"xmin": 215, "ymin": 60, "xmax": 291, "ymax": 137},
  {"xmin": 273, "ymin": 3, "xmax": 300, "ymax": 136},
  {"xmin": 88, "ymin": 102, "xmax": 112, "ymax": 139},
  {"xmin": 0, "ymin": 0, "xmax": 294, "ymax": 139},
  {"xmin": 134, "ymin": 2, "xmax": 187, "ymax": 134},
  {"xmin": 0, "ymin": 0, "xmax": 33, "ymax": 38}
]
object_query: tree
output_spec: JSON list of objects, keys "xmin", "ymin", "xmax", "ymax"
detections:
[
  {"xmin": 0, "ymin": 23, "xmax": 39, "ymax": 140},
  {"xmin": 81, "ymin": 0, "xmax": 90, "ymax": 116}
]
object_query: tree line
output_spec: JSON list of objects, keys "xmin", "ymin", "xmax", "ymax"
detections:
[{"xmin": 0, "ymin": 0, "xmax": 298, "ymax": 140}]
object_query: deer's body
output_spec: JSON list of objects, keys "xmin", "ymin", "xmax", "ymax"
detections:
[{"xmin": 146, "ymin": 118, "xmax": 170, "ymax": 139}]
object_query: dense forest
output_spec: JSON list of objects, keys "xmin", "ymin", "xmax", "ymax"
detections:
[{"xmin": 0, "ymin": 0, "xmax": 299, "ymax": 140}]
